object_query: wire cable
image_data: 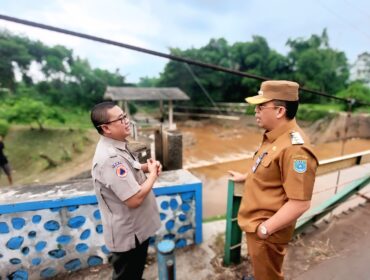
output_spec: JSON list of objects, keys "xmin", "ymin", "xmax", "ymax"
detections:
[
  {"xmin": 184, "ymin": 63, "xmax": 222, "ymax": 114},
  {"xmin": 0, "ymin": 14, "xmax": 369, "ymax": 106}
]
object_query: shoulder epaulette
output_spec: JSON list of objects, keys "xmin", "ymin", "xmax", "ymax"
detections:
[{"xmin": 290, "ymin": 131, "xmax": 304, "ymax": 145}]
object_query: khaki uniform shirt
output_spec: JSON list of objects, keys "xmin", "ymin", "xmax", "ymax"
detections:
[
  {"xmin": 238, "ymin": 119, "xmax": 318, "ymax": 243},
  {"xmin": 92, "ymin": 136, "xmax": 160, "ymax": 252}
]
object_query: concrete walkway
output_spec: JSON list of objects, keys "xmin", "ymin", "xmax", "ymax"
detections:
[
  {"xmin": 296, "ymin": 238, "xmax": 370, "ymax": 280},
  {"xmin": 290, "ymin": 203, "xmax": 370, "ymax": 280}
]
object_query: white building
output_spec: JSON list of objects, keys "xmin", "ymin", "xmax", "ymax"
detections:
[{"xmin": 350, "ymin": 52, "xmax": 370, "ymax": 87}]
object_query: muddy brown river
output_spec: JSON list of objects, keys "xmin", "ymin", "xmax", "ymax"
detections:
[{"xmin": 179, "ymin": 121, "xmax": 370, "ymax": 218}]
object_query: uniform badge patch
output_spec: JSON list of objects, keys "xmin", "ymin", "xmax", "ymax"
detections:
[
  {"xmin": 112, "ymin": 161, "xmax": 122, "ymax": 168},
  {"xmin": 115, "ymin": 164, "xmax": 128, "ymax": 177},
  {"xmin": 293, "ymin": 160, "xmax": 307, "ymax": 173}
]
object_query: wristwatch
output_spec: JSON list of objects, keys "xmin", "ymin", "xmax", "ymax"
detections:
[{"xmin": 259, "ymin": 223, "xmax": 269, "ymax": 236}]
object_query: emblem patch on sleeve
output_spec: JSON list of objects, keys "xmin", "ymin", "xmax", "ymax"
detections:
[
  {"xmin": 115, "ymin": 164, "xmax": 128, "ymax": 177},
  {"xmin": 293, "ymin": 159, "xmax": 307, "ymax": 173}
]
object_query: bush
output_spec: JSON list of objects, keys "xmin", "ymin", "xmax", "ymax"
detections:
[
  {"xmin": 336, "ymin": 82, "xmax": 370, "ymax": 109},
  {"xmin": 0, "ymin": 119, "xmax": 10, "ymax": 137},
  {"xmin": 296, "ymin": 104, "xmax": 340, "ymax": 122},
  {"xmin": 245, "ymin": 105, "xmax": 255, "ymax": 115},
  {"xmin": 129, "ymin": 102, "xmax": 138, "ymax": 115}
]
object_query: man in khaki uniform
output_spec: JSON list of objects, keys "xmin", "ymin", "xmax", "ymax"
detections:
[
  {"xmin": 229, "ymin": 80, "xmax": 318, "ymax": 280},
  {"xmin": 91, "ymin": 101, "xmax": 161, "ymax": 280}
]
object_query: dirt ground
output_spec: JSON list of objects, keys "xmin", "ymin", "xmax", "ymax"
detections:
[{"xmin": 285, "ymin": 201, "xmax": 370, "ymax": 280}]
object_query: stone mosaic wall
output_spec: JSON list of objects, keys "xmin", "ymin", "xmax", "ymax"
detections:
[
  {"xmin": 151, "ymin": 192, "xmax": 196, "ymax": 248},
  {"xmin": 0, "ymin": 182, "xmax": 202, "ymax": 280}
]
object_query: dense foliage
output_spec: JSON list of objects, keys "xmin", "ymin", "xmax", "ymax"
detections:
[
  {"xmin": 0, "ymin": 30, "xmax": 127, "ymax": 109},
  {"xmin": 0, "ymin": 28, "xmax": 368, "ymax": 132},
  {"xmin": 157, "ymin": 30, "xmax": 353, "ymax": 106}
]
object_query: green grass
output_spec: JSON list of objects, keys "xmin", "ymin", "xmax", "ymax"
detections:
[
  {"xmin": 1, "ymin": 126, "xmax": 95, "ymax": 186},
  {"xmin": 355, "ymin": 106, "xmax": 370, "ymax": 114},
  {"xmin": 299, "ymin": 103, "xmax": 344, "ymax": 111},
  {"xmin": 44, "ymin": 107, "xmax": 93, "ymax": 129},
  {"xmin": 296, "ymin": 103, "xmax": 342, "ymax": 122},
  {"xmin": 203, "ymin": 214, "xmax": 226, "ymax": 223}
]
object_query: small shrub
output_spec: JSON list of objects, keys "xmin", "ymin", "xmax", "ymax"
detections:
[
  {"xmin": 0, "ymin": 119, "xmax": 10, "ymax": 137},
  {"xmin": 297, "ymin": 104, "xmax": 340, "ymax": 122}
]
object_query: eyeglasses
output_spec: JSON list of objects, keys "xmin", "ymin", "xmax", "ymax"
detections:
[
  {"xmin": 98, "ymin": 114, "xmax": 128, "ymax": 127},
  {"xmin": 255, "ymin": 105, "xmax": 284, "ymax": 112}
]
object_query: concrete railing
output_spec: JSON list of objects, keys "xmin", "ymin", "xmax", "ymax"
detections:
[{"xmin": 0, "ymin": 169, "xmax": 202, "ymax": 280}]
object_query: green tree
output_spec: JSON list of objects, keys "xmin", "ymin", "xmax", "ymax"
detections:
[
  {"xmin": 158, "ymin": 36, "xmax": 291, "ymax": 105},
  {"xmin": 138, "ymin": 76, "xmax": 160, "ymax": 87},
  {"xmin": 230, "ymin": 36, "xmax": 291, "ymax": 100},
  {"xmin": 0, "ymin": 31, "xmax": 32, "ymax": 90},
  {"xmin": 286, "ymin": 29, "xmax": 349, "ymax": 102},
  {"xmin": 64, "ymin": 59, "xmax": 126, "ymax": 108},
  {"xmin": 6, "ymin": 98, "xmax": 65, "ymax": 130},
  {"xmin": 0, "ymin": 120, "xmax": 9, "ymax": 137},
  {"xmin": 0, "ymin": 29, "xmax": 127, "ymax": 109},
  {"xmin": 336, "ymin": 81, "xmax": 370, "ymax": 108}
]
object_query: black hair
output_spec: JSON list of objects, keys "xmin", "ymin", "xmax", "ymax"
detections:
[
  {"xmin": 90, "ymin": 101, "xmax": 117, "ymax": 134},
  {"xmin": 273, "ymin": 100, "xmax": 299, "ymax": 120}
]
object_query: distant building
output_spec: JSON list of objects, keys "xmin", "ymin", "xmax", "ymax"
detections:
[{"xmin": 350, "ymin": 52, "xmax": 370, "ymax": 87}]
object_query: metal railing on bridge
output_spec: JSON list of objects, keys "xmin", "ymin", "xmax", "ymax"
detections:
[{"xmin": 223, "ymin": 150, "xmax": 370, "ymax": 266}]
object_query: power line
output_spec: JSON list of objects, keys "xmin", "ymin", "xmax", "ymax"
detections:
[
  {"xmin": 184, "ymin": 63, "xmax": 222, "ymax": 114},
  {"xmin": 0, "ymin": 14, "xmax": 369, "ymax": 106},
  {"xmin": 317, "ymin": 0, "xmax": 370, "ymax": 44}
]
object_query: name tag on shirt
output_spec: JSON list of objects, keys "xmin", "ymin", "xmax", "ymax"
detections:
[{"xmin": 252, "ymin": 152, "xmax": 267, "ymax": 173}]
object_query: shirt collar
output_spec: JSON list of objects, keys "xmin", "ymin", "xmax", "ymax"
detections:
[
  {"xmin": 100, "ymin": 135, "xmax": 128, "ymax": 150},
  {"xmin": 264, "ymin": 119, "xmax": 297, "ymax": 143}
]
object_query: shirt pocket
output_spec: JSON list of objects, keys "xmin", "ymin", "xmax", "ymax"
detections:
[
  {"xmin": 261, "ymin": 156, "xmax": 272, "ymax": 168},
  {"xmin": 260, "ymin": 156, "xmax": 281, "ymax": 183}
]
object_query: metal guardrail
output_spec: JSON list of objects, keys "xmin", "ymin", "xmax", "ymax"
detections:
[
  {"xmin": 295, "ymin": 175, "xmax": 370, "ymax": 235},
  {"xmin": 223, "ymin": 149, "xmax": 370, "ymax": 266},
  {"xmin": 231, "ymin": 150, "xmax": 370, "ymax": 197},
  {"xmin": 316, "ymin": 150, "xmax": 370, "ymax": 175}
]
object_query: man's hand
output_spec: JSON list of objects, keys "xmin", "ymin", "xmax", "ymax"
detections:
[
  {"xmin": 256, "ymin": 223, "xmax": 269, "ymax": 240},
  {"xmin": 141, "ymin": 163, "xmax": 148, "ymax": 173},
  {"xmin": 155, "ymin": 160, "xmax": 162, "ymax": 176},
  {"xmin": 227, "ymin": 170, "xmax": 247, "ymax": 182},
  {"xmin": 147, "ymin": 159, "xmax": 158, "ymax": 178},
  {"xmin": 142, "ymin": 159, "xmax": 162, "ymax": 176}
]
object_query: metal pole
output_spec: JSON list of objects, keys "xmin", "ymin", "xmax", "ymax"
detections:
[
  {"xmin": 334, "ymin": 100, "xmax": 353, "ymax": 195},
  {"xmin": 157, "ymin": 240, "xmax": 176, "ymax": 280}
]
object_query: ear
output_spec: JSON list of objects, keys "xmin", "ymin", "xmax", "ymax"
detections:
[
  {"xmin": 276, "ymin": 107, "xmax": 286, "ymax": 119},
  {"xmin": 100, "ymin": 124, "xmax": 111, "ymax": 136}
]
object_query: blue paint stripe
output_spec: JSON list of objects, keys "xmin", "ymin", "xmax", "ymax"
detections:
[
  {"xmin": 194, "ymin": 182, "xmax": 203, "ymax": 244},
  {"xmin": 0, "ymin": 183, "xmax": 203, "ymax": 225},
  {"xmin": 153, "ymin": 182, "xmax": 201, "ymax": 196},
  {"xmin": 0, "ymin": 195, "xmax": 98, "ymax": 214}
]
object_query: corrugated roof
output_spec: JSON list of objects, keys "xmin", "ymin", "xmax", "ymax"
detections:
[{"xmin": 104, "ymin": 87, "xmax": 190, "ymax": 101}]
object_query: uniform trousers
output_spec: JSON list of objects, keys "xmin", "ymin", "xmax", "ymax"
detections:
[
  {"xmin": 109, "ymin": 236, "xmax": 149, "ymax": 280},
  {"xmin": 246, "ymin": 232, "xmax": 288, "ymax": 280}
]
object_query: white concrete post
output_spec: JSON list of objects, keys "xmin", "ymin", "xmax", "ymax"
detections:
[{"xmin": 169, "ymin": 100, "xmax": 174, "ymax": 130}]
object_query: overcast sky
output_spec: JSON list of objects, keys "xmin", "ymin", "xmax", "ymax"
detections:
[{"xmin": 1, "ymin": 0, "xmax": 370, "ymax": 83}]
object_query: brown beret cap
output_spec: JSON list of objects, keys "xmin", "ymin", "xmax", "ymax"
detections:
[{"xmin": 245, "ymin": 80, "xmax": 299, "ymax": 105}]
